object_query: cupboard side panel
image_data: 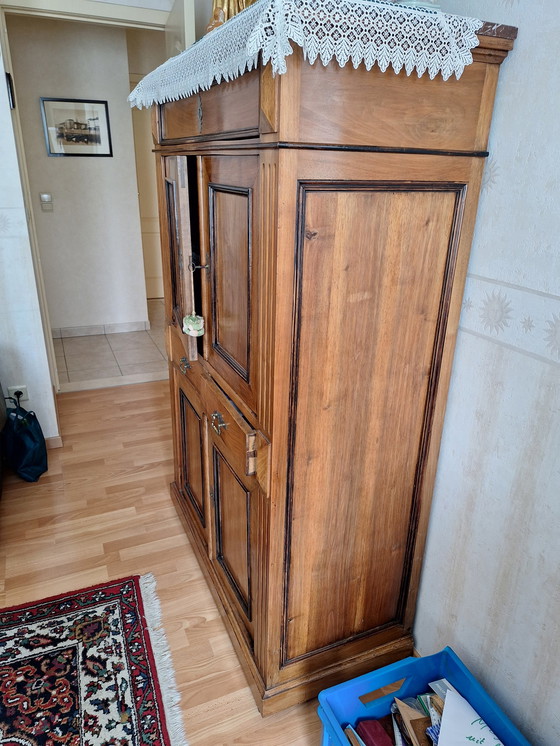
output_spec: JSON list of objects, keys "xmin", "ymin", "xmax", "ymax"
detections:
[{"xmin": 284, "ymin": 184, "xmax": 462, "ymax": 662}]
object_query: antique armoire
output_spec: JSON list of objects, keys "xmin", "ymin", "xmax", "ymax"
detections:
[{"xmin": 144, "ymin": 11, "xmax": 516, "ymax": 714}]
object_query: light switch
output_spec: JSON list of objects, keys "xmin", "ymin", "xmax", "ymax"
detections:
[{"xmin": 39, "ymin": 193, "xmax": 53, "ymax": 212}]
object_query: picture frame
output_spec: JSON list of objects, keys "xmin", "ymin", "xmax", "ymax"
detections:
[{"xmin": 40, "ymin": 98, "xmax": 113, "ymax": 157}]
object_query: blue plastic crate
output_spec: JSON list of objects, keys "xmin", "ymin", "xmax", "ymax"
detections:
[{"xmin": 318, "ymin": 647, "xmax": 530, "ymax": 746}]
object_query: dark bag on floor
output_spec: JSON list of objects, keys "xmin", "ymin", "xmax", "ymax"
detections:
[{"xmin": 2, "ymin": 400, "xmax": 48, "ymax": 482}]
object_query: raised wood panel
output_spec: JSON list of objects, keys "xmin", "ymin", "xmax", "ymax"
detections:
[
  {"xmin": 160, "ymin": 94, "xmax": 200, "ymax": 140},
  {"xmin": 202, "ymin": 156, "xmax": 259, "ymax": 415},
  {"xmin": 179, "ymin": 387, "xmax": 205, "ymax": 526},
  {"xmin": 201, "ymin": 69, "xmax": 261, "ymax": 138},
  {"xmin": 160, "ymin": 69, "xmax": 260, "ymax": 142},
  {"xmin": 171, "ymin": 366, "xmax": 209, "ymax": 547},
  {"xmin": 284, "ymin": 183, "xmax": 465, "ymax": 663},
  {"xmin": 210, "ymin": 442, "xmax": 264, "ymax": 648},
  {"xmin": 213, "ymin": 448, "xmax": 252, "ymax": 616},
  {"xmin": 212, "ymin": 187, "xmax": 250, "ymax": 374},
  {"xmin": 288, "ymin": 54, "xmax": 489, "ymax": 152}
]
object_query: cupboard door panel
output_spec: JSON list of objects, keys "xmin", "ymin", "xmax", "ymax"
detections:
[
  {"xmin": 161, "ymin": 156, "xmax": 201, "ymax": 360},
  {"xmin": 213, "ymin": 449, "xmax": 251, "ymax": 611},
  {"xmin": 284, "ymin": 183, "xmax": 465, "ymax": 662},
  {"xmin": 210, "ymin": 443, "xmax": 259, "ymax": 643},
  {"xmin": 213, "ymin": 187, "xmax": 250, "ymax": 375},
  {"xmin": 202, "ymin": 156, "xmax": 259, "ymax": 414},
  {"xmin": 171, "ymin": 367, "xmax": 208, "ymax": 546}
]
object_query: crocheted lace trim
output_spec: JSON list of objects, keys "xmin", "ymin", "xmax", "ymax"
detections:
[{"xmin": 129, "ymin": 0, "xmax": 482, "ymax": 109}]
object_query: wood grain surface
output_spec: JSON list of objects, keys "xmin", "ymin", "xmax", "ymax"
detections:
[{"xmin": 285, "ymin": 186, "xmax": 459, "ymax": 661}]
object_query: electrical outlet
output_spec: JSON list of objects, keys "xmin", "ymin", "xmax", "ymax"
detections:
[{"xmin": 7, "ymin": 385, "xmax": 29, "ymax": 402}]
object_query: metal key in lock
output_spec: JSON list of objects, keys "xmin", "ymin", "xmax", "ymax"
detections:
[
  {"xmin": 211, "ymin": 411, "xmax": 228, "ymax": 435},
  {"xmin": 188, "ymin": 259, "xmax": 209, "ymax": 273}
]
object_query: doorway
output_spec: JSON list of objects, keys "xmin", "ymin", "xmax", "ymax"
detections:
[{"xmin": 5, "ymin": 13, "xmax": 167, "ymax": 391}]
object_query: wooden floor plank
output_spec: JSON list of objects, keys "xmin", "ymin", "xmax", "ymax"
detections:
[{"xmin": 0, "ymin": 380, "xmax": 323, "ymax": 745}]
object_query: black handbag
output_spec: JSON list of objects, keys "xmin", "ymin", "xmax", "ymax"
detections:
[{"xmin": 2, "ymin": 398, "xmax": 48, "ymax": 482}]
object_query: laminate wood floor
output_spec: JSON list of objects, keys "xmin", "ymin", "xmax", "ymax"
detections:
[{"xmin": 0, "ymin": 381, "xmax": 323, "ymax": 745}]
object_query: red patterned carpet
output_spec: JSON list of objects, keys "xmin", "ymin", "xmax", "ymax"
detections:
[{"xmin": 0, "ymin": 575, "xmax": 188, "ymax": 746}]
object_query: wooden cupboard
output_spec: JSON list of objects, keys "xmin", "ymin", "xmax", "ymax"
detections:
[{"xmin": 154, "ymin": 25, "xmax": 516, "ymax": 714}]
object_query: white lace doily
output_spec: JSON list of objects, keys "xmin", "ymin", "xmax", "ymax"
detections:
[{"xmin": 128, "ymin": 0, "xmax": 483, "ymax": 109}]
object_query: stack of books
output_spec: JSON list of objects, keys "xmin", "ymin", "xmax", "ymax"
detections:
[{"xmin": 343, "ymin": 678, "xmax": 504, "ymax": 746}]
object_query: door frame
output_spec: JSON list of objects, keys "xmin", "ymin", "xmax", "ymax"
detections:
[{"xmin": 0, "ymin": 4, "xmax": 168, "ymax": 401}]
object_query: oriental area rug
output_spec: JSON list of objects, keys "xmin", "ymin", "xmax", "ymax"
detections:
[{"xmin": 0, "ymin": 575, "xmax": 188, "ymax": 746}]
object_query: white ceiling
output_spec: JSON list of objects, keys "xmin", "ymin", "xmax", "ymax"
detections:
[{"xmin": 89, "ymin": 0, "xmax": 174, "ymax": 11}]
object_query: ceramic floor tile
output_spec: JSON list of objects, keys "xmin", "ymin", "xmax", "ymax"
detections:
[
  {"xmin": 54, "ymin": 301, "xmax": 169, "ymax": 391},
  {"xmin": 112, "ymin": 345, "xmax": 165, "ymax": 367},
  {"xmin": 65, "ymin": 348, "xmax": 118, "ymax": 371},
  {"xmin": 62, "ymin": 335, "xmax": 112, "ymax": 355},
  {"xmin": 56, "ymin": 354, "xmax": 67, "ymax": 372},
  {"xmin": 119, "ymin": 360, "xmax": 169, "ymax": 377},
  {"xmin": 67, "ymin": 365, "xmax": 121, "ymax": 382},
  {"xmin": 107, "ymin": 331, "xmax": 157, "ymax": 352},
  {"xmin": 147, "ymin": 328, "xmax": 165, "ymax": 348}
]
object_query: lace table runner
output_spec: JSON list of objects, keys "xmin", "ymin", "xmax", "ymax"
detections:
[{"xmin": 129, "ymin": 0, "xmax": 482, "ymax": 109}]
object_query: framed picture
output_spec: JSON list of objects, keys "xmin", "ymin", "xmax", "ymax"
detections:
[{"xmin": 40, "ymin": 98, "xmax": 113, "ymax": 157}]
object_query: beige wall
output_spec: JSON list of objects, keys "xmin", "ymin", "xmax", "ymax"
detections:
[
  {"xmin": 127, "ymin": 28, "xmax": 166, "ymax": 299},
  {"xmin": 165, "ymin": 0, "xmax": 212, "ymax": 55},
  {"xmin": 7, "ymin": 15, "xmax": 148, "ymax": 333},
  {"xmin": 0, "ymin": 43, "xmax": 58, "ymax": 438},
  {"xmin": 415, "ymin": 2, "xmax": 560, "ymax": 745}
]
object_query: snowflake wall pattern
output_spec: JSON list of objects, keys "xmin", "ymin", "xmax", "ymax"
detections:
[{"xmin": 460, "ymin": 275, "xmax": 560, "ymax": 366}]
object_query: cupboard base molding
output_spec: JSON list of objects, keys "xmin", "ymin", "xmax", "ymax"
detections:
[{"xmin": 256, "ymin": 638, "xmax": 415, "ymax": 716}]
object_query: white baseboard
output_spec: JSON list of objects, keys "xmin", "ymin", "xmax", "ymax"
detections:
[{"xmin": 52, "ymin": 321, "xmax": 149, "ymax": 338}]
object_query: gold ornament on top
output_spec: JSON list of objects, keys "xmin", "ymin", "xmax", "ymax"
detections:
[{"xmin": 206, "ymin": 0, "xmax": 257, "ymax": 32}]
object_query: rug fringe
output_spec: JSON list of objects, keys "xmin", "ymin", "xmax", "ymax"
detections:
[{"xmin": 139, "ymin": 573, "xmax": 190, "ymax": 746}]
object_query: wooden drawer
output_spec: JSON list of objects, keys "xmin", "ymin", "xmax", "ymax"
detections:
[
  {"xmin": 159, "ymin": 69, "xmax": 261, "ymax": 142},
  {"xmin": 166, "ymin": 325, "xmax": 204, "ymax": 391},
  {"xmin": 203, "ymin": 376, "xmax": 261, "ymax": 478}
]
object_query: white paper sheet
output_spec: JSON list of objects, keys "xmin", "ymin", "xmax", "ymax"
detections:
[{"xmin": 438, "ymin": 689, "xmax": 504, "ymax": 746}]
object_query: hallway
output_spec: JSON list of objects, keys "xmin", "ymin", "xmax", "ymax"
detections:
[{"xmin": 54, "ymin": 299, "xmax": 168, "ymax": 392}]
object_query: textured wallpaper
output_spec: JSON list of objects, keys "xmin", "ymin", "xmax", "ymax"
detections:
[
  {"xmin": 444, "ymin": 0, "xmax": 560, "ymax": 364},
  {"xmin": 416, "ymin": 3, "xmax": 560, "ymax": 745}
]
